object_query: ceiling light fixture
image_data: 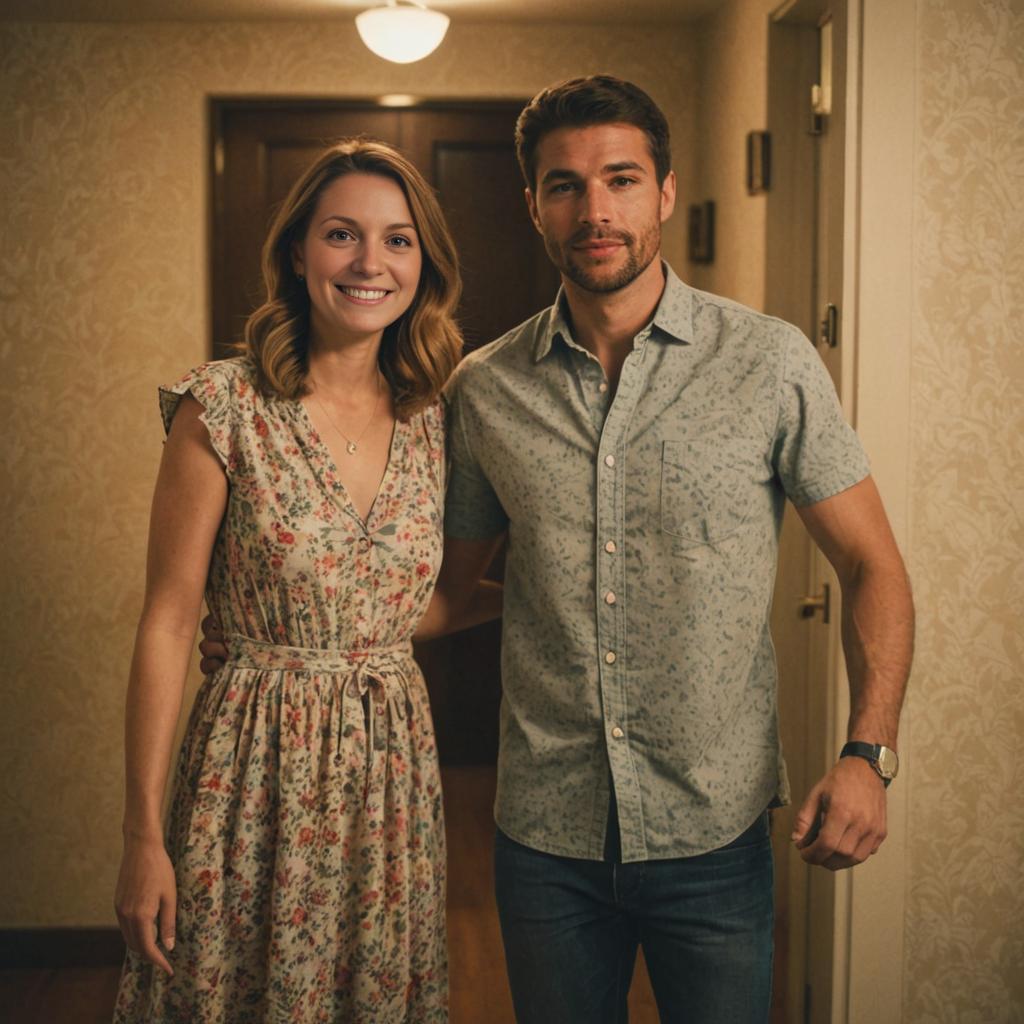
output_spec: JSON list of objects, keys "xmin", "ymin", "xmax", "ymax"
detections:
[{"xmin": 355, "ymin": 0, "xmax": 450, "ymax": 64}]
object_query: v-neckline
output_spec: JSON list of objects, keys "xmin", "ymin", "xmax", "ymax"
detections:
[{"xmin": 294, "ymin": 398, "xmax": 402, "ymax": 533}]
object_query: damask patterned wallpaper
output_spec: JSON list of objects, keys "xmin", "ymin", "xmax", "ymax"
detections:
[
  {"xmin": 905, "ymin": 0, "xmax": 1024, "ymax": 1018},
  {"xmin": 0, "ymin": 20, "xmax": 698, "ymax": 926}
]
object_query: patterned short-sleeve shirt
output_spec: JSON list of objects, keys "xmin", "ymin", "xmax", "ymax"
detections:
[{"xmin": 444, "ymin": 264, "xmax": 870, "ymax": 862}]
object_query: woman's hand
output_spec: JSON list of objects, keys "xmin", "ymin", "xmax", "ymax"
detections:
[{"xmin": 114, "ymin": 837, "xmax": 177, "ymax": 976}]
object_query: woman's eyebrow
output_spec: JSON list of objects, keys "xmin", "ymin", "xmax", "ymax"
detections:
[{"xmin": 317, "ymin": 214, "xmax": 416, "ymax": 231}]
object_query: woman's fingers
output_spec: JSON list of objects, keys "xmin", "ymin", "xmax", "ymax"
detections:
[
  {"xmin": 159, "ymin": 889, "xmax": 177, "ymax": 954},
  {"xmin": 114, "ymin": 842, "xmax": 177, "ymax": 976}
]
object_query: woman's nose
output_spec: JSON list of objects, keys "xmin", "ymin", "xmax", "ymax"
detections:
[{"xmin": 352, "ymin": 241, "xmax": 385, "ymax": 276}]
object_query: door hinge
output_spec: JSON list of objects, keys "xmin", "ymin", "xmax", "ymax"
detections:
[{"xmin": 819, "ymin": 303, "xmax": 839, "ymax": 348}]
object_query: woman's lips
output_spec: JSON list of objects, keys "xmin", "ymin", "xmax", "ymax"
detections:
[{"xmin": 335, "ymin": 285, "xmax": 392, "ymax": 304}]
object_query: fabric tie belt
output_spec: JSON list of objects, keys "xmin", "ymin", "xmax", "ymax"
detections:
[{"xmin": 225, "ymin": 634, "xmax": 416, "ymax": 775}]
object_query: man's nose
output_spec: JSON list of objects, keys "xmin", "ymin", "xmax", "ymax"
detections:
[{"xmin": 578, "ymin": 186, "xmax": 611, "ymax": 225}]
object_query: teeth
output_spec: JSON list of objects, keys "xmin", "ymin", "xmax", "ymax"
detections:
[{"xmin": 340, "ymin": 286, "xmax": 389, "ymax": 300}]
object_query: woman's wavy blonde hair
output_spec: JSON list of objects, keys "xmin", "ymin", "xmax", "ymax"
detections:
[{"xmin": 242, "ymin": 138, "xmax": 463, "ymax": 420}]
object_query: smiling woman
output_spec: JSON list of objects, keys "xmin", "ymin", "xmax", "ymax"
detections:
[
  {"xmin": 110, "ymin": 139, "xmax": 501, "ymax": 1024},
  {"xmin": 244, "ymin": 141, "xmax": 462, "ymax": 418}
]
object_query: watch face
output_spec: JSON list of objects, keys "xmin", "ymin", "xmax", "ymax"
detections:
[{"xmin": 876, "ymin": 746, "xmax": 899, "ymax": 779}]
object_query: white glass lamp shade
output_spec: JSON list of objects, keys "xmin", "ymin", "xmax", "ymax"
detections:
[{"xmin": 355, "ymin": 3, "xmax": 450, "ymax": 64}]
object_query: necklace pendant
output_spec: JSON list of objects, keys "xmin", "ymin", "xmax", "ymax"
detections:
[{"xmin": 346, "ymin": 441, "xmax": 358, "ymax": 455}]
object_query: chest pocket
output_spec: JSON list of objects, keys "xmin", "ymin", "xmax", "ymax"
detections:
[{"xmin": 660, "ymin": 424, "xmax": 764, "ymax": 548}]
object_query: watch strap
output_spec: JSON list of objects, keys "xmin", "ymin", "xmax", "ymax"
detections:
[{"xmin": 840, "ymin": 741, "xmax": 894, "ymax": 787}]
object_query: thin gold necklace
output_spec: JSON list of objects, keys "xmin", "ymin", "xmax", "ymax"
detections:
[{"xmin": 310, "ymin": 370, "xmax": 384, "ymax": 455}]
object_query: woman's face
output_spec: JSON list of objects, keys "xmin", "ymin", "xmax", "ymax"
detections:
[{"xmin": 293, "ymin": 172, "xmax": 423, "ymax": 349}]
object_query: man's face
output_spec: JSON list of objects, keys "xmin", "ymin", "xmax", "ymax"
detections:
[{"xmin": 525, "ymin": 123, "xmax": 676, "ymax": 295}]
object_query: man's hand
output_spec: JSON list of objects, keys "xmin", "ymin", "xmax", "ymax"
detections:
[
  {"xmin": 198, "ymin": 613, "xmax": 229, "ymax": 674},
  {"xmin": 791, "ymin": 755, "xmax": 887, "ymax": 871}
]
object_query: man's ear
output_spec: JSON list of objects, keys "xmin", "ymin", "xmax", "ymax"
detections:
[
  {"xmin": 524, "ymin": 187, "xmax": 543, "ymax": 235},
  {"xmin": 659, "ymin": 170, "xmax": 677, "ymax": 224}
]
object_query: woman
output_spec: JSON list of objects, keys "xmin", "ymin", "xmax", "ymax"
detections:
[{"xmin": 113, "ymin": 138, "xmax": 496, "ymax": 1023}]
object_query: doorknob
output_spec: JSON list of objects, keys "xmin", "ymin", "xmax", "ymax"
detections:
[{"xmin": 798, "ymin": 582, "xmax": 831, "ymax": 623}]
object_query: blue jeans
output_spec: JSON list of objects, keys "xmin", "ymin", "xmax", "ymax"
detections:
[{"xmin": 493, "ymin": 811, "xmax": 774, "ymax": 1024}]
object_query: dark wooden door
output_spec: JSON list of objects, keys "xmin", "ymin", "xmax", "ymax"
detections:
[{"xmin": 211, "ymin": 100, "xmax": 560, "ymax": 764}]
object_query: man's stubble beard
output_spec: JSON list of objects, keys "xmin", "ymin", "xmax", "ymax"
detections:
[{"xmin": 544, "ymin": 218, "xmax": 662, "ymax": 295}]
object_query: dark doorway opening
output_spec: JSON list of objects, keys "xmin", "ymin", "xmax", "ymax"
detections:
[{"xmin": 209, "ymin": 98, "xmax": 558, "ymax": 764}]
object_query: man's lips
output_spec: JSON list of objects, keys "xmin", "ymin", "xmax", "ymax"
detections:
[{"xmin": 571, "ymin": 236, "xmax": 629, "ymax": 258}]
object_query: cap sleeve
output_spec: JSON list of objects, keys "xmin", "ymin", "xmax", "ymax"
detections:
[{"xmin": 159, "ymin": 359, "xmax": 247, "ymax": 470}]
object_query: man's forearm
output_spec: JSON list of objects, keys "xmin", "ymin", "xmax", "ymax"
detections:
[
  {"xmin": 413, "ymin": 533, "xmax": 507, "ymax": 642},
  {"xmin": 839, "ymin": 554, "xmax": 914, "ymax": 747},
  {"xmin": 415, "ymin": 579, "xmax": 503, "ymax": 641}
]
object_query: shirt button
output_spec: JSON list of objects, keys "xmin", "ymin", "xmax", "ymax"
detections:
[
  {"xmin": 605, "ymin": 591, "xmax": 617, "ymax": 605},
  {"xmin": 605, "ymin": 651, "xmax": 617, "ymax": 664},
  {"xmin": 611, "ymin": 726, "xmax": 625, "ymax": 739},
  {"xmin": 598, "ymin": 382, "xmax": 608, "ymax": 393},
  {"xmin": 604, "ymin": 540, "xmax": 616, "ymax": 554},
  {"xmin": 604, "ymin": 454, "xmax": 615, "ymax": 467}
]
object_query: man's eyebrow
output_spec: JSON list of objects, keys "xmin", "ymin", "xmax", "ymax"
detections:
[
  {"xmin": 604, "ymin": 161, "xmax": 646, "ymax": 175},
  {"xmin": 539, "ymin": 161, "xmax": 648, "ymax": 186},
  {"xmin": 539, "ymin": 168, "xmax": 581, "ymax": 186}
]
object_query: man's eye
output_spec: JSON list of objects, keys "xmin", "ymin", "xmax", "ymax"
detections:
[
  {"xmin": 612, "ymin": 177, "xmax": 637, "ymax": 187},
  {"xmin": 550, "ymin": 182, "xmax": 576, "ymax": 194}
]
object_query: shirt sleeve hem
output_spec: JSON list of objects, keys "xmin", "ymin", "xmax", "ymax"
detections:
[{"xmin": 788, "ymin": 464, "xmax": 871, "ymax": 508}]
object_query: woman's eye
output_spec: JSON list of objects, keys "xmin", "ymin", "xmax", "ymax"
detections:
[
  {"xmin": 387, "ymin": 235, "xmax": 413, "ymax": 248},
  {"xmin": 326, "ymin": 228, "xmax": 354, "ymax": 241}
]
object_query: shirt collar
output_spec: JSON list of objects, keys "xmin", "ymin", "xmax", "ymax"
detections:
[{"xmin": 532, "ymin": 261, "xmax": 694, "ymax": 363}]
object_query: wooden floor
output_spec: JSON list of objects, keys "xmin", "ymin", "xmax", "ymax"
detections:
[{"xmin": 0, "ymin": 766, "xmax": 659, "ymax": 1024}]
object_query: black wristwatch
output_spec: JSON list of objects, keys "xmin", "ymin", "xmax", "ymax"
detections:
[{"xmin": 839, "ymin": 741, "xmax": 899, "ymax": 787}]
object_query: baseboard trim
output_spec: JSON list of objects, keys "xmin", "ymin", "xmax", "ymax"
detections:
[{"xmin": 0, "ymin": 927, "xmax": 125, "ymax": 968}]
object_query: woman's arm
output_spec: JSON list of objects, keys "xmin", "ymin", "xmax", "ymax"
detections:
[{"xmin": 114, "ymin": 395, "xmax": 228, "ymax": 975}]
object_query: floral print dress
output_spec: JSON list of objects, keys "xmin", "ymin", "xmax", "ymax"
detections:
[{"xmin": 114, "ymin": 357, "xmax": 448, "ymax": 1024}]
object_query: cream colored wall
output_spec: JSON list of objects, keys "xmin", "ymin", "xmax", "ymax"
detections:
[
  {"xmin": 903, "ymin": 0, "xmax": 1024, "ymax": 1017},
  {"xmin": 689, "ymin": 0, "xmax": 777, "ymax": 306},
  {"xmin": 0, "ymin": 20, "xmax": 700, "ymax": 927}
]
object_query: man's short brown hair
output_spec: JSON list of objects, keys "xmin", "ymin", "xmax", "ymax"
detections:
[{"xmin": 515, "ymin": 75, "xmax": 672, "ymax": 191}]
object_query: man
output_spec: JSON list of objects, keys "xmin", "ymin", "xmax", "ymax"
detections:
[
  {"xmin": 426, "ymin": 75, "xmax": 912, "ymax": 1023},
  {"xmin": 205, "ymin": 75, "xmax": 912, "ymax": 1022}
]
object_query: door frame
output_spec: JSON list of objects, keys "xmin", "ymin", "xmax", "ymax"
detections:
[
  {"xmin": 766, "ymin": 0, "xmax": 915, "ymax": 1018},
  {"xmin": 834, "ymin": 0, "xmax": 914, "ymax": 1020}
]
